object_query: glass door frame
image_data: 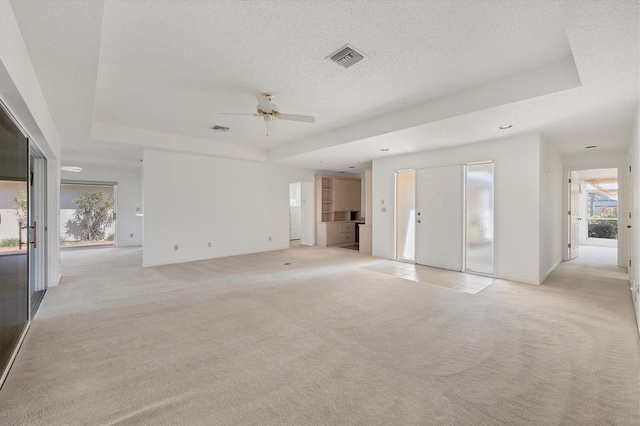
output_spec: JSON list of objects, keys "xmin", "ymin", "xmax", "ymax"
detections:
[
  {"xmin": 29, "ymin": 146, "xmax": 48, "ymax": 317},
  {"xmin": 0, "ymin": 100, "xmax": 32, "ymax": 387},
  {"xmin": 394, "ymin": 169, "xmax": 416, "ymax": 262}
]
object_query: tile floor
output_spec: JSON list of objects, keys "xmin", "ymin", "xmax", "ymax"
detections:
[{"xmin": 363, "ymin": 260, "xmax": 496, "ymax": 294}]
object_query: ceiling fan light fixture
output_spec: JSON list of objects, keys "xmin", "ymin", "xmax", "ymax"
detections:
[{"xmin": 220, "ymin": 93, "xmax": 315, "ymax": 126}]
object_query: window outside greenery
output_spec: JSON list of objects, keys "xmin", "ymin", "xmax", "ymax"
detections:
[{"xmin": 587, "ymin": 189, "xmax": 617, "ymax": 239}]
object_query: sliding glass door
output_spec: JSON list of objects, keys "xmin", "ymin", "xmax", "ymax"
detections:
[
  {"xmin": 0, "ymin": 104, "xmax": 30, "ymax": 377},
  {"xmin": 396, "ymin": 170, "xmax": 416, "ymax": 261}
]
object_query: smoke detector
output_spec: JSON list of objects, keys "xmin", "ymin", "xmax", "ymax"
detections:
[{"xmin": 327, "ymin": 44, "xmax": 365, "ymax": 69}]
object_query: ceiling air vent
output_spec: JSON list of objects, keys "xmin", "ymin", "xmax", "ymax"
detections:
[
  {"xmin": 327, "ymin": 44, "xmax": 364, "ymax": 69},
  {"xmin": 211, "ymin": 125, "xmax": 230, "ymax": 132}
]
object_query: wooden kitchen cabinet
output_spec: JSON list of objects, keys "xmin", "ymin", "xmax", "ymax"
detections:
[{"xmin": 315, "ymin": 175, "xmax": 362, "ymax": 247}]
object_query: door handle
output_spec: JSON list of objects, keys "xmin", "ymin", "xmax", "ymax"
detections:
[
  {"xmin": 29, "ymin": 221, "xmax": 37, "ymax": 248},
  {"xmin": 628, "ymin": 225, "xmax": 632, "ymax": 229},
  {"xmin": 417, "ymin": 220, "xmax": 421, "ymax": 223}
]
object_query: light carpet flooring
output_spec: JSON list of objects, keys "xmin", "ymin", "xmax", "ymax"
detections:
[{"xmin": 0, "ymin": 245, "xmax": 638, "ymax": 425}]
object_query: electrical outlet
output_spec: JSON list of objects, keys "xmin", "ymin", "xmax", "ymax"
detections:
[
  {"xmin": 381, "ymin": 207, "xmax": 386, "ymax": 212},
  {"xmin": 268, "ymin": 236, "xmax": 272, "ymax": 241},
  {"xmin": 208, "ymin": 242, "xmax": 212, "ymax": 247},
  {"xmin": 174, "ymin": 245, "xmax": 179, "ymax": 251},
  {"xmin": 130, "ymin": 233, "xmax": 133, "ymax": 238}
]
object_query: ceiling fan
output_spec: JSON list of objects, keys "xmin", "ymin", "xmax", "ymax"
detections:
[{"xmin": 220, "ymin": 93, "xmax": 315, "ymax": 135}]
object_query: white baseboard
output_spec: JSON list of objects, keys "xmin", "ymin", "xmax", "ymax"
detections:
[
  {"xmin": 494, "ymin": 274, "xmax": 541, "ymax": 286},
  {"xmin": 48, "ymin": 273, "xmax": 61, "ymax": 287},
  {"xmin": 540, "ymin": 260, "xmax": 562, "ymax": 284},
  {"xmin": 142, "ymin": 246, "xmax": 289, "ymax": 268}
]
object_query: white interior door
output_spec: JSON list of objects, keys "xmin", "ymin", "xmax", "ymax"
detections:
[
  {"xmin": 569, "ymin": 171, "xmax": 580, "ymax": 259},
  {"xmin": 415, "ymin": 165, "xmax": 463, "ymax": 271}
]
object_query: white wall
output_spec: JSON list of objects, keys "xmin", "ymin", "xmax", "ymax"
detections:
[
  {"xmin": 1, "ymin": 1, "xmax": 62, "ymax": 286},
  {"xmin": 142, "ymin": 149, "xmax": 315, "ymax": 267},
  {"xmin": 539, "ymin": 137, "xmax": 563, "ymax": 282},
  {"xmin": 373, "ymin": 133, "xmax": 542, "ymax": 284},
  {"xmin": 61, "ymin": 166, "xmax": 142, "ymax": 247},
  {"xmin": 562, "ymin": 149, "xmax": 629, "ymax": 267}
]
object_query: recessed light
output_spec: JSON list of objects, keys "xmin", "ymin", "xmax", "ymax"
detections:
[
  {"xmin": 585, "ymin": 145, "xmax": 597, "ymax": 149},
  {"xmin": 499, "ymin": 124, "xmax": 512, "ymax": 129},
  {"xmin": 60, "ymin": 166, "xmax": 83, "ymax": 172},
  {"xmin": 314, "ymin": 160, "xmax": 322, "ymax": 164},
  {"xmin": 381, "ymin": 148, "xmax": 389, "ymax": 151}
]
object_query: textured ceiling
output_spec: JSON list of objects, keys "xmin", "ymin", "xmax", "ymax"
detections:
[{"xmin": 8, "ymin": 0, "xmax": 640, "ymax": 171}]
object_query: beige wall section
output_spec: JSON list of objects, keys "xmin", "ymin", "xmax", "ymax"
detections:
[{"xmin": 359, "ymin": 168, "xmax": 372, "ymax": 255}]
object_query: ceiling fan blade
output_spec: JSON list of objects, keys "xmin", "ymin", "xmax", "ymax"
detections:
[
  {"xmin": 219, "ymin": 113, "xmax": 260, "ymax": 116},
  {"xmin": 278, "ymin": 113, "xmax": 316, "ymax": 123},
  {"xmin": 255, "ymin": 93, "xmax": 273, "ymax": 113}
]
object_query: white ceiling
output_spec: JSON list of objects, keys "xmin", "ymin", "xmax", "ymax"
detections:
[{"xmin": 9, "ymin": 0, "xmax": 640, "ymax": 172}]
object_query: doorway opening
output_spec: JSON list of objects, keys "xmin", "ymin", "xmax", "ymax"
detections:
[
  {"xmin": 567, "ymin": 168, "xmax": 619, "ymax": 266},
  {"xmin": 289, "ymin": 181, "xmax": 314, "ymax": 248},
  {"xmin": 60, "ymin": 182, "xmax": 116, "ymax": 249}
]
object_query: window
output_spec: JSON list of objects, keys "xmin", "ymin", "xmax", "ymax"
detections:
[{"xmin": 585, "ymin": 179, "xmax": 617, "ymax": 240}]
